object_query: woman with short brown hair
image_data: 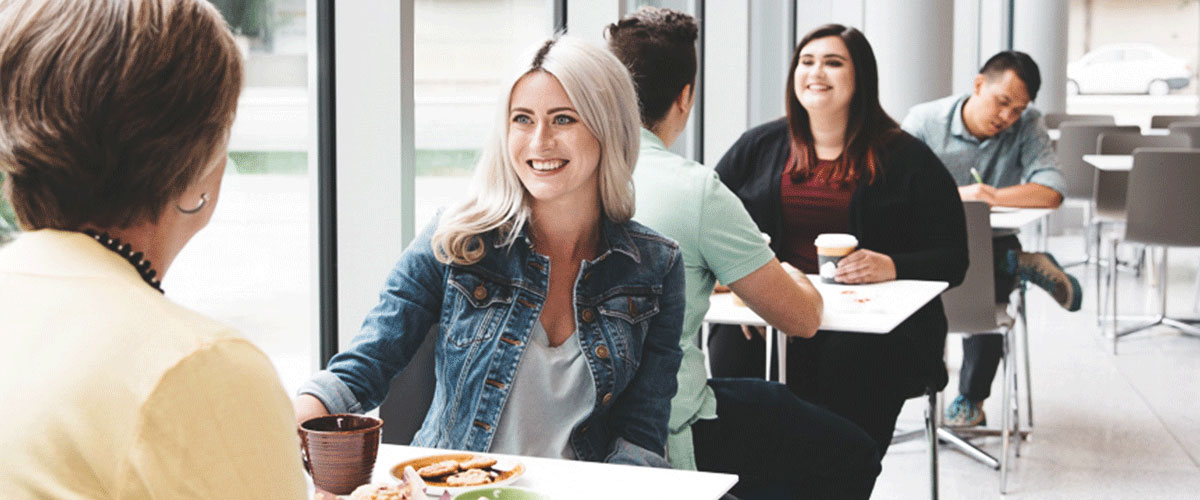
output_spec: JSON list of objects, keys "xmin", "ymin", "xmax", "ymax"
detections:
[{"xmin": 0, "ymin": 1, "xmax": 306, "ymax": 498}]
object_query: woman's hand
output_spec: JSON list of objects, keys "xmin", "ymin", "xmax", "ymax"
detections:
[
  {"xmin": 293, "ymin": 394, "xmax": 331, "ymax": 425},
  {"xmin": 834, "ymin": 249, "xmax": 896, "ymax": 284}
]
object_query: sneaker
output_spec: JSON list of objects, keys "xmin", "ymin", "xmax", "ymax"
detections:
[
  {"xmin": 1015, "ymin": 251, "xmax": 1083, "ymax": 312},
  {"xmin": 944, "ymin": 394, "xmax": 987, "ymax": 427}
]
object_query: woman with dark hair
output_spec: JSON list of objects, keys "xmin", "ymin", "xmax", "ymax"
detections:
[{"xmin": 709, "ymin": 24, "xmax": 969, "ymax": 455}]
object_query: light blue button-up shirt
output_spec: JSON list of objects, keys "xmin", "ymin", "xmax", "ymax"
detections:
[{"xmin": 901, "ymin": 94, "xmax": 1065, "ymax": 195}]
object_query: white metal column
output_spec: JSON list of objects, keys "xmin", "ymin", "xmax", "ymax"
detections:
[
  {"xmin": 332, "ymin": 0, "xmax": 411, "ymax": 351},
  {"xmin": 1013, "ymin": 0, "xmax": 1069, "ymax": 113},
  {"xmin": 864, "ymin": 0, "xmax": 955, "ymax": 120}
]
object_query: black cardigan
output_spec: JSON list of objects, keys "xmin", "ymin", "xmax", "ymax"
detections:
[{"xmin": 715, "ymin": 118, "xmax": 969, "ymax": 391}]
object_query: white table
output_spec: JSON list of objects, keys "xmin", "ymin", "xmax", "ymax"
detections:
[
  {"xmin": 364, "ymin": 445, "xmax": 738, "ymax": 499},
  {"xmin": 1083, "ymin": 153, "xmax": 1132, "ymax": 171},
  {"xmin": 990, "ymin": 206, "xmax": 1054, "ymax": 251},
  {"xmin": 989, "ymin": 206, "xmax": 1052, "ymax": 230},
  {"xmin": 702, "ymin": 275, "xmax": 948, "ymax": 383}
]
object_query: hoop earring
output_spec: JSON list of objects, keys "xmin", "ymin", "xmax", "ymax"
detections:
[{"xmin": 175, "ymin": 193, "xmax": 210, "ymax": 214}]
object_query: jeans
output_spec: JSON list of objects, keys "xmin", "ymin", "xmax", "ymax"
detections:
[
  {"xmin": 958, "ymin": 234, "xmax": 1022, "ymax": 401},
  {"xmin": 692, "ymin": 378, "xmax": 881, "ymax": 500}
]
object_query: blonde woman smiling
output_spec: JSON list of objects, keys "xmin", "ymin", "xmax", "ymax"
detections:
[{"xmin": 295, "ymin": 36, "xmax": 685, "ymax": 466}]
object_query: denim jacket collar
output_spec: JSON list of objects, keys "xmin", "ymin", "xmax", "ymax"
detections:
[{"xmin": 490, "ymin": 216, "xmax": 642, "ymax": 265}]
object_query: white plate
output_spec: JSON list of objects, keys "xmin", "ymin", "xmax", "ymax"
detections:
[{"xmin": 390, "ymin": 453, "xmax": 526, "ymax": 495}]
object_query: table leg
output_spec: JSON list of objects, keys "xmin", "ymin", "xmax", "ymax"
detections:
[
  {"xmin": 775, "ymin": 328, "xmax": 786, "ymax": 385},
  {"xmin": 764, "ymin": 324, "xmax": 773, "ymax": 381},
  {"xmin": 701, "ymin": 322, "xmax": 712, "ymax": 379}
]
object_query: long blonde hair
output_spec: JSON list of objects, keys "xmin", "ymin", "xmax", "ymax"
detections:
[{"xmin": 431, "ymin": 36, "xmax": 640, "ymax": 265}]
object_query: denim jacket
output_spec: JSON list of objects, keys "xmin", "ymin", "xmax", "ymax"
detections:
[{"xmin": 300, "ymin": 215, "xmax": 685, "ymax": 466}]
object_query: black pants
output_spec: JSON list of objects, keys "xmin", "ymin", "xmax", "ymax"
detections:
[
  {"xmin": 707, "ymin": 327, "xmax": 920, "ymax": 457},
  {"xmin": 958, "ymin": 234, "xmax": 1022, "ymax": 401},
  {"xmin": 693, "ymin": 378, "xmax": 881, "ymax": 500}
]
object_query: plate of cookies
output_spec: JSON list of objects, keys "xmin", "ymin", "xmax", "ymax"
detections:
[{"xmin": 390, "ymin": 453, "xmax": 525, "ymax": 494}]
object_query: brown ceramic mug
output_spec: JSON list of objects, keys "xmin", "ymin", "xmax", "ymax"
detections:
[{"xmin": 298, "ymin": 414, "xmax": 384, "ymax": 495}]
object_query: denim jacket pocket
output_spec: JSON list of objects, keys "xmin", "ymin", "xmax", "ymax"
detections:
[
  {"xmin": 597, "ymin": 292, "xmax": 660, "ymax": 364},
  {"xmin": 444, "ymin": 269, "xmax": 514, "ymax": 348}
]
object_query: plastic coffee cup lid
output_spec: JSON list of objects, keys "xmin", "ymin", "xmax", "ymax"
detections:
[{"xmin": 814, "ymin": 233, "xmax": 858, "ymax": 248}]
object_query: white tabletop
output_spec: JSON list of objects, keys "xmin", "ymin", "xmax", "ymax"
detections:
[
  {"xmin": 989, "ymin": 206, "xmax": 1054, "ymax": 229},
  {"xmin": 367, "ymin": 444, "xmax": 738, "ymax": 499},
  {"xmin": 705, "ymin": 275, "xmax": 948, "ymax": 334},
  {"xmin": 1083, "ymin": 154, "xmax": 1132, "ymax": 171}
]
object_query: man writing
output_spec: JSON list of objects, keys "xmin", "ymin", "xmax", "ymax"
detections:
[{"xmin": 903, "ymin": 51, "xmax": 1083, "ymax": 427}]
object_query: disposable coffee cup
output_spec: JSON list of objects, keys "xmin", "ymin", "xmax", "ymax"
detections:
[
  {"xmin": 299, "ymin": 414, "xmax": 384, "ymax": 495},
  {"xmin": 814, "ymin": 233, "xmax": 858, "ymax": 284}
]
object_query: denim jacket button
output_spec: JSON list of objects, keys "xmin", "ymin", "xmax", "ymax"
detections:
[
  {"xmin": 581, "ymin": 308, "xmax": 595, "ymax": 323},
  {"xmin": 473, "ymin": 285, "xmax": 487, "ymax": 301},
  {"xmin": 594, "ymin": 344, "xmax": 610, "ymax": 360},
  {"xmin": 601, "ymin": 392, "xmax": 613, "ymax": 405}
]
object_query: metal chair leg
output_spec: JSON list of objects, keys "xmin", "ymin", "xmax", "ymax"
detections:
[
  {"xmin": 1112, "ymin": 238, "xmax": 1120, "ymax": 355},
  {"xmin": 1018, "ymin": 286, "xmax": 1033, "ymax": 429},
  {"xmin": 927, "ymin": 389, "xmax": 939, "ymax": 500},
  {"xmin": 1000, "ymin": 327, "xmax": 1012, "ymax": 494}
]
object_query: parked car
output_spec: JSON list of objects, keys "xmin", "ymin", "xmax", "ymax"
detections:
[{"xmin": 1067, "ymin": 43, "xmax": 1192, "ymax": 95}]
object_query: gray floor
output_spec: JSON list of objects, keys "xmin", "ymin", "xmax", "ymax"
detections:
[{"xmin": 877, "ymin": 237, "xmax": 1200, "ymax": 499}]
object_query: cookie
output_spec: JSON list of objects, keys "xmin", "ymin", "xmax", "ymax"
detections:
[
  {"xmin": 349, "ymin": 483, "xmax": 410, "ymax": 500},
  {"xmin": 445, "ymin": 468, "xmax": 493, "ymax": 487},
  {"xmin": 458, "ymin": 456, "xmax": 498, "ymax": 470},
  {"xmin": 417, "ymin": 459, "xmax": 461, "ymax": 478}
]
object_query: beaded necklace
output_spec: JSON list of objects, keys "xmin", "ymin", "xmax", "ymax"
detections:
[{"xmin": 82, "ymin": 229, "xmax": 164, "ymax": 293}]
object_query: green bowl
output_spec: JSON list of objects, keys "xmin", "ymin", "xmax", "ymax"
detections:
[{"xmin": 451, "ymin": 486, "xmax": 548, "ymax": 500}]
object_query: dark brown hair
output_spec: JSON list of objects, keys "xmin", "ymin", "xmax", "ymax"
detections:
[
  {"xmin": 605, "ymin": 6, "xmax": 698, "ymax": 129},
  {"xmin": 785, "ymin": 24, "xmax": 899, "ymax": 187},
  {"xmin": 980, "ymin": 50, "xmax": 1041, "ymax": 101},
  {"xmin": 0, "ymin": 0, "xmax": 244, "ymax": 230}
]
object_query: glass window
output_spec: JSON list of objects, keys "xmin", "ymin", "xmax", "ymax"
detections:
[
  {"xmin": 624, "ymin": 0, "xmax": 704, "ymax": 161},
  {"xmin": 413, "ymin": 0, "xmax": 553, "ymax": 231},
  {"xmin": 166, "ymin": 0, "xmax": 314, "ymax": 394},
  {"xmin": 0, "ymin": 174, "xmax": 15, "ymax": 245}
]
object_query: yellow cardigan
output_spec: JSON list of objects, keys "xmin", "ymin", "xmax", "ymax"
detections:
[{"xmin": 0, "ymin": 230, "xmax": 306, "ymax": 499}]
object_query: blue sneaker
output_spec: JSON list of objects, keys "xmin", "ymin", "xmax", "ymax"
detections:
[
  {"xmin": 1015, "ymin": 251, "xmax": 1083, "ymax": 312},
  {"xmin": 944, "ymin": 394, "xmax": 987, "ymax": 427}
]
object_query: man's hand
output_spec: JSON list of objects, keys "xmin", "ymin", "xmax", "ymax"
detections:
[
  {"xmin": 834, "ymin": 249, "xmax": 896, "ymax": 284},
  {"xmin": 958, "ymin": 183, "xmax": 998, "ymax": 206},
  {"xmin": 741, "ymin": 325, "xmax": 766, "ymax": 340}
]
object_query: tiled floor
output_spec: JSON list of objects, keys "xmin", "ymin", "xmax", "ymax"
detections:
[{"xmin": 875, "ymin": 237, "xmax": 1200, "ymax": 499}]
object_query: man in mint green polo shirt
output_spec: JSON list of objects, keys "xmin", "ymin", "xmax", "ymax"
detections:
[{"xmin": 607, "ymin": 8, "xmax": 880, "ymax": 499}]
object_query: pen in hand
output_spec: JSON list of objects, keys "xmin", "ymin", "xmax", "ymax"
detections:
[{"xmin": 970, "ymin": 167, "xmax": 985, "ymax": 185}]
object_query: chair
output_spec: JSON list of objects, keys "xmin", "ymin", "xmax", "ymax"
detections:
[
  {"xmin": 1149, "ymin": 114, "xmax": 1200, "ymax": 129},
  {"xmin": 889, "ymin": 386, "xmax": 941, "ymax": 499},
  {"xmin": 378, "ymin": 326, "xmax": 438, "ymax": 444},
  {"xmin": 1092, "ymin": 133, "xmax": 1192, "ymax": 315},
  {"xmin": 1042, "ymin": 113, "xmax": 1113, "ymax": 129},
  {"xmin": 1056, "ymin": 123, "xmax": 1140, "ymax": 266},
  {"xmin": 936, "ymin": 201, "xmax": 1024, "ymax": 494},
  {"xmin": 1106, "ymin": 149, "xmax": 1200, "ymax": 354},
  {"xmin": 1167, "ymin": 122, "xmax": 1200, "ymax": 148}
]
